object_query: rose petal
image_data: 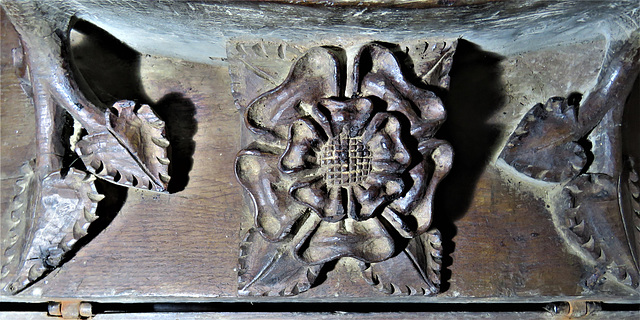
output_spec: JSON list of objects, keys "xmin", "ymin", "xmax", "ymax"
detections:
[
  {"xmin": 387, "ymin": 138, "xmax": 450, "ymax": 216},
  {"xmin": 388, "ymin": 160, "xmax": 427, "ymax": 215},
  {"xmin": 352, "ymin": 170, "xmax": 404, "ymax": 221},
  {"xmin": 325, "ymin": 187, "xmax": 348, "ymax": 222},
  {"xmin": 298, "ymin": 101, "xmax": 333, "ymax": 139},
  {"xmin": 319, "ymin": 98, "xmax": 374, "ymax": 136},
  {"xmin": 363, "ymin": 113, "xmax": 411, "ymax": 173},
  {"xmin": 355, "ymin": 44, "xmax": 446, "ymax": 140},
  {"xmin": 236, "ymin": 149, "xmax": 307, "ymax": 241},
  {"xmin": 280, "ymin": 118, "xmax": 325, "ymax": 173},
  {"xmin": 297, "ymin": 218, "xmax": 395, "ymax": 264},
  {"xmin": 246, "ymin": 47, "xmax": 341, "ymax": 141},
  {"xmin": 352, "ymin": 184, "xmax": 384, "ymax": 220},
  {"xmin": 291, "ymin": 178, "xmax": 346, "ymax": 222},
  {"xmin": 406, "ymin": 142, "xmax": 453, "ymax": 235}
]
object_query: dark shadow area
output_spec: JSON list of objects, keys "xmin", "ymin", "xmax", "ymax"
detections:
[
  {"xmin": 153, "ymin": 93, "xmax": 197, "ymax": 192},
  {"xmin": 64, "ymin": 301, "xmax": 640, "ymax": 314},
  {"xmin": 69, "ymin": 20, "xmax": 197, "ymax": 193},
  {"xmin": 312, "ymin": 259, "xmax": 340, "ymax": 287},
  {"xmin": 434, "ymin": 39, "xmax": 505, "ymax": 221},
  {"xmin": 70, "ymin": 20, "xmax": 148, "ymax": 106},
  {"xmin": 621, "ymin": 75, "xmax": 640, "ymax": 271},
  {"xmin": 432, "ymin": 40, "xmax": 505, "ymax": 291},
  {"xmin": 622, "ymin": 75, "xmax": 640, "ymax": 162},
  {"xmin": 58, "ymin": 108, "xmax": 80, "ymax": 177}
]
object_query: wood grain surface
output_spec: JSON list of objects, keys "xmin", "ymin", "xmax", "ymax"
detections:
[{"xmin": 1, "ymin": 2, "xmax": 638, "ymax": 305}]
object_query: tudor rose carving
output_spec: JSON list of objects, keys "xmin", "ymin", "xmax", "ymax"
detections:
[{"xmin": 235, "ymin": 43, "xmax": 454, "ymax": 295}]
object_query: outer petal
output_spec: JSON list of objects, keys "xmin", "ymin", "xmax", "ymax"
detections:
[
  {"xmin": 235, "ymin": 149, "xmax": 308, "ymax": 241},
  {"xmin": 279, "ymin": 118, "xmax": 325, "ymax": 173},
  {"xmin": 245, "ymin": 47, "xmax": 341, "ymax": 142},
  {"xmin": 290, "ymin": 178, "xmax": 346, "ymax": 222},
  {"xmin": 355, "ymin": 43, "xmax": 446, "ymax": 140},
  {"xmin": 297, "ymin": 218, "xmax": 395, "ymax": 264},
  {"xmin": 386, "ymin": 138, "xmax": 450, "ymax": 216},
  {"xmin": 403, "ymin": 142, "xmax": 454, "ymax": 235},
  {"xmin": 363, "ymin": 113, "xmax": 411, "ymax": 174}
]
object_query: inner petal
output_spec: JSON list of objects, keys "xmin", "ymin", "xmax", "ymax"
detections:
[
  {"xmin": 363, "ymin": 113, "xmax": 411, "ymax": 174},
  {"xmin": 323, "ymin": 186, "xmax": 346, "ymax": 222},
  {"xmin": 291, "ymin": 178, "xmax": 346, "ymax": 222},
  {"xmin": 320, "ymin": 98, "xmax": 373, "ymax": 137},
  {"xmin": 352, "ymin": 184, "xmax": 384, "ymax": 220},
  {"xmin": 280, "ymin": 118, "xmax": 324, "ymax": 173}
]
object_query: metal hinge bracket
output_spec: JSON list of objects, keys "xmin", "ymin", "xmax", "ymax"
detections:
[
  {"xmin": 545, "ymin": 300, "xmax": 602, "ymax": 318},
  {"xmin": 47, "ymin": 301, "xmax": 93, "ymax": 319}
]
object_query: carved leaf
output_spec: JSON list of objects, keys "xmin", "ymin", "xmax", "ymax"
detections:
[
  {"xmin": 403, "ymin": 40, "xmax": 458, "ymax": 89},
  {"xmin": 619, "ymin": 157, "xmax": 640, "ymax": 274},
  {"xmin": 228, "ymin": 41, "xmax": 305, "ymax": 110},
  {"xmin": 76, "ymin": 100, "xmax": 170, "ymax": 192},
  {"xmin": 562, "ymin": 174, "xmax": 639, "ymax": 291},
  {"xmin": 500, "ymin": 97, "xmax": 586, "ymax": 182},
  {"xmin": 1, "ymin": 161, "xmax": 35, "ymax": 282},
  {"xmin": 238, "ymin": 227, "xmax": 322, "ymax": 296},
  {"xmin": 3, "ymin": 168, "xmax": 102, "ymax": 294},
  {"xmin": 361, "ymin": 229, "xmax": 442, "ymax": 295}
]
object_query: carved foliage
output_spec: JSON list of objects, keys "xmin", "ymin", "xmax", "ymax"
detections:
[
  {"xmin": 362, "ymin": 229, "xmax": 442, "ymax": 295},
  {"xmin": 500, "ymin": 97, "xmax": 586, "ymax": 182},
  {"xmin": 76, "ymin": 100, "xmax": 170, "ymax": 192},
  {"xmin": 3, "ymin": 12, "xmax": 173, "ymax": 295},
  {"xmin": 619, "ymin": 157, "xmax": 640, "ymax": 274},
  {"xmin": 2, "ymin": 102, "xmax": 169, "ymax": 294},
  {"xmin": 2, "ymin": 167, "xmax": 102, "ymax": 294},
  {"xmin": 562, "ymin": 174, "xmax": 639, "ymax": 291},
  {"xmin": 235, "ymin": 42, "xmax": 455, "ymax": 295},
  {"xmin": 1, "ymin": 162, "xmax": 36, "ymax": 283}
]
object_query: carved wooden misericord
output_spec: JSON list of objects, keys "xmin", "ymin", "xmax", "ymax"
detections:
[{"xmin": 0, "ymin": 1, "xmax": 639, "ymax": 316}]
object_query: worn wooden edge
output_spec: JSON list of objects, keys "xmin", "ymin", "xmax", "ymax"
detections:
[
  {"xmin": 1, "ymin": 295, "xmax": 640, "ymax": 304},
  {"xmin": 241, "ymin": 0, "xmax": 503, "ymax": 8},
  {"xmin": 1, "ymin": 310, "xmax": 640, "ymax": 320}
]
